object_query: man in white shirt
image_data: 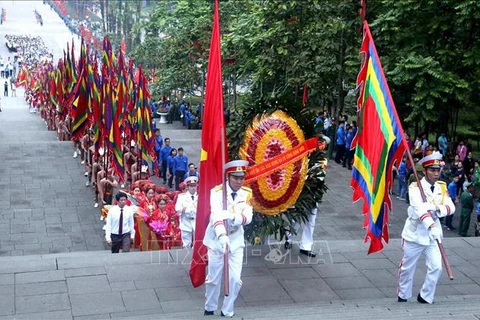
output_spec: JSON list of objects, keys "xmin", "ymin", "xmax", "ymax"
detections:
[
  {"xmin": 397, "ymin": 151, "xmax": 455, "ymax": 304},
  {"xmin": 203, "ymin": 160, "xmax": 253, "ymax": 317},
  {"xmin": 105, "ymin": 192, "xmax": 136, "ymax": 253},
  {"xmin": 175, "ymin": 176, "xmax": 199, "ymax": 248}
]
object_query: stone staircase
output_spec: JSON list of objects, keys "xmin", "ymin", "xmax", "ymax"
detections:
[{"xmin": 132, "ymin": 295, "xmax": 480, "ymax": 319}]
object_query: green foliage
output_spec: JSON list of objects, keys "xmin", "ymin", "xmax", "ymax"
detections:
[
  {"xmin": 224, "ymin": 0, "xmax": 362, "ymax": 116},
  {"xmin": 370, "ymin": 0, "xmax": 480, "ymax": 139},
  {"xmin": 132, "ymin": 0, "xmax": 213, "ymax": 97}
]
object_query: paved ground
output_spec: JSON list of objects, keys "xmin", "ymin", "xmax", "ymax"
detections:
[
  {"xmin": 0, "ymin": 1, "xmax": 480, "ymax": 319},
  {"xmin": 0, "ymin": 239, "xmax": 479, "ymax": 319}
]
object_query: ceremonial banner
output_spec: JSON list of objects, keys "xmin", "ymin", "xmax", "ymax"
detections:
[
  {"xmin": 190, "ymin": 0, "xmax": 227, "ymax": 288},
  {"xmin": 351, "ymin": 21, "xmax": 407, "ymax": 254},
  {"xmin": 245, "ymin": 137, "xmax": 319, "ymax": 184}
]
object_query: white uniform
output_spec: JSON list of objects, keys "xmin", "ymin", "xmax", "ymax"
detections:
[
  {"xmin": 286, "ymin": 205, "xmax": 318, "ymax": 251},
  {"xmin": 203, "ymin": 184, "xmax": 253, "ymax": 317},
  {"xmin": 397, "ymin": 178, "xmax": 455, "ymax": 303},
  {"xmin": 175, "ymin": 191, "xmax": 198, "ymax": 248}
]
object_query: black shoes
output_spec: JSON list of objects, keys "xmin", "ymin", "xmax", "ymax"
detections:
[
  {"xmin": 397, "ymin": 296, "xmax": 407, "ymax": 302},
  {"xmin": 204, "ymin": 310, "xmax": 214, "ymax": 316},
  {"xmin": 299, "ymin": 249, "xmax": 317, "ymax": 258},
  {"xmin": 417, "ymin": 293, "xmax": 429, "ymax": 304},
  {"xmin": 221, "ymin": 311, "xmax": 234, "ymax": 317}
]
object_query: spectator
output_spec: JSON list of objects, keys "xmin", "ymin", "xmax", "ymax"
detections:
[
  {"xmin": 445, "ymin": 175, "xmax": 459, "ymax": 231},
  {"xmin": 167, "ymin": 148, "xmax": 177, "ymax": 189},
  {"xmin": 173, "ymin": 147, "xmax": 188, "ymax": 191},
  {"xmin": 342, "ymin": 125, "xmax": 354, "ymax": 170},
  {"xmin": 160, "ymin": 138, "xmax": 172, "ymax": 184},
  {"xmin": 458, "ymin": 181, "xmax": 474, "ymax": 237},
  {"xmin": 334, "ymin": 122, "xmax": 346, "ymax": 164},
  {"xmin": 456, "ymin": 140, "xmax": 467, "ymax": 162},
  {"xmin": 396, "ymin": 156, "xmax": 408, "ymax": 200},
  {"xmin": 438, "ymin": 133, "xmax": 448, "ymax": 158},
  {"xmin": 183, "ymin": 163, "xmax": 200, "ymax": 180}
]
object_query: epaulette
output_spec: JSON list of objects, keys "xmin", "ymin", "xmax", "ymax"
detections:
[
  {"xmin": 241, "ymin": 186, "xmax": 252, "ymax": 193},
  {"xmin": 409, "ymin": 182, "xmax": 418, "ymax": 188},
  {"xmin": 436, "ymin": 181, "xmax": 446, "ymax": 186},
  {"xmin": 214, "ymin": 184, "xmax": 223, "ymax": 191}
]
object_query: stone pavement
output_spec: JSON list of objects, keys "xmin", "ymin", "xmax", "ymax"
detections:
[{"xmin": 0, "ymin": 239, "xmax": 479, "ymax": 319}]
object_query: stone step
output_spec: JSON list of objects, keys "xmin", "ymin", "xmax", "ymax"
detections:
[{"xmin": 126, "ymin": 295, "xmax": 480, "ymax": 320}]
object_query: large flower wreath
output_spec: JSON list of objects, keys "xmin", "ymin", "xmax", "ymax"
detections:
[{"xmin": 228, "ymin": 95, "xmax": 328, "ymax": 244}]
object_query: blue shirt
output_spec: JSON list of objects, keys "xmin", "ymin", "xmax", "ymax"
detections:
[
  {"xmin": 336, "ymin": 127, "xmax": 346, "ymax": 145},
  {"xmin": 173, "ymin": 154, "xmax": 188, "ymax": 174},
  {"xmin": 160, "ymin": 145, "xmax": 172, "ymax": 163},
  {"xmin": 154, "ymin": 135, "xmax": 163, "ymax": 154},
  {"xmin": 398, "ymin": 161, "xmax": 407, "ymax": 176},
  {"xmin": 345, "ymin": 131, "xmax": 354, "ymax": 149},
  {"xmin": 167, "ymin": 155, "xmax": 175, "ymax": 172},
  {"xmin": 448, "ymin": 181, "xmax": 457, "ymax": 201}
]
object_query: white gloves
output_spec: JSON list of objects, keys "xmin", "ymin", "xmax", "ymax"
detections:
[
  {"xmin": 429, "ymin": 226, "xmax": 442, "ymax": 243},
  {"xmin": 218, "ymin": 234, "xmax": 230, "ymax": 251}
]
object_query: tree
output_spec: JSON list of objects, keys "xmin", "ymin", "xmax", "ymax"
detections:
[
  {"xmin": 369, "ymin": 0, "xmax": 480, "ymax": 141},
  {"xmin": 223, "ymin": 0, "xmax": 362, "ymax": 116}
]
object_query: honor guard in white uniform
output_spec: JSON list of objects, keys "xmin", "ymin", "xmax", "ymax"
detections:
[
  {"xmin": 203, "ymin": 160, "xmax": 253, "ymax": 317},
  {"xmin": 175, "ymin": 176, "xmax": 198, "ymax": 248},
  {"xmin": 285, "ymin": 134, "xmax": 331, "ymax": 257},
  {"xmin": 397, "ymin": 151, "xmax": 455, "ymax": 304}
]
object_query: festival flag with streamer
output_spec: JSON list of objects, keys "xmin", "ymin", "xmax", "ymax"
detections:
[
  {"xmin": 71, "ymin": 39, "xmax": 89, "ymax": 141},
  {"xmin": 189, "ymin": 0, "xmax": 228, "ymax": 288},
  {"xmin": 109, "ymin": 49, "xmax": 127, "ymax": 181},
  {"xmin": 350, "ymin": 21, "xmax": 407, "ymax": 254},
  {"xmin": 135, "ymin": 66, "xmax": 154, "ymax": 163}
]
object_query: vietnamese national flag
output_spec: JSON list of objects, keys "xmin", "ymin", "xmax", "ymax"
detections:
[{"xmin": 189, "ymin": 0, "xmax": 228, "ymax": 288}]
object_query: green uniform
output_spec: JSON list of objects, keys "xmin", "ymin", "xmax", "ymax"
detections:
[{"xmin": 459, "ymin": 190, "xmax": 474, "ymax": 236}]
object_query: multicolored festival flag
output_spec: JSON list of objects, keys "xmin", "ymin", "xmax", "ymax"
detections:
[
  {"xmin": 189, "ymin": 0, "xmax": 228, "ymax": 287},
  {"xmin": 351, "ymin": 21, "xmax": 407, "ymax": 254}
]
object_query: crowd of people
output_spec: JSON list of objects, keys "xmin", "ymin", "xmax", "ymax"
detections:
[{"xmin": 5, "ymin": 34, "xmax": 53, "ymax": 73}]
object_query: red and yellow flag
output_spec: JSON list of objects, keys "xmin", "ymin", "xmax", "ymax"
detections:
[{"xmin": 189, "ymin": 0, "xmax": 228, "ymax": 288}]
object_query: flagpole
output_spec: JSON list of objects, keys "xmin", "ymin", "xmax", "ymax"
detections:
[
  {"xmin": 362, "ymin": 20, "xmax": 453, "ymax": 280},
  {"xmin": 220, "ymin": 120, "xmax": 229, "ymax": 297}
]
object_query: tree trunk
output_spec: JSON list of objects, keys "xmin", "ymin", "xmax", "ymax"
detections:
[
  {"xmin": 134, "ymin": 0, "xmax": 142, "ymax": 48},
  {"xmin": 336, "ymin": 28, "xmax": 346, "ymax": 117},
  {"xmin": 100, "ymin": 0, "xmax": 106, "ymax": 33},
  {"xmin": 117, "ymin": 0, "xmax": 122, "ymax": 38},
  {"xmin": 233, "ymin": 67, "xmax": 237, "ymax": 111}
]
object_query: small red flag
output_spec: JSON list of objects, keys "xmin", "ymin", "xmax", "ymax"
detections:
[
  {"xmin": 302, "ymin": 84, "xmax": 308, "ymax": 106},
  {"xmin": 189, "ymin": 0, "xmax": 228, "ymax": 287},
  {"xmin": 120, "ymin": 39, "xmax": 126, "ymax": 55}
]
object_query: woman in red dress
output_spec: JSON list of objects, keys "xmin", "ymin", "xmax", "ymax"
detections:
[
  {"xmin": 139, "ymin": 186, "xmax": 158, "ymax": 216},
  {"xmin": 149, "ymin": 195, "xmax": 170, "ymax": 249},
  {"xmin": 136, "ymin": 186, "xmax": 158, "ymax": 250}
]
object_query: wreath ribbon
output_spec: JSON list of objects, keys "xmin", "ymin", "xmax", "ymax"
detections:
[{"xmin": 245, "ymin": 137, "xmax": 319, "ymax": 184}]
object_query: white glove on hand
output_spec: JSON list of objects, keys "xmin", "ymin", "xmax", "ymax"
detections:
[
  {"xmin": 218, "ymin": 234, "xmax": 230, "ymax": 252},
  {"xmin": 429, "ymin": 226, "xmax": 442, "ymax": 243}
]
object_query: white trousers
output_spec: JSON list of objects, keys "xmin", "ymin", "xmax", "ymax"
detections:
[
  {"xmin": 397, "ymin": 240, "xmax": 442, "ymax": 303},
  {"xmin": 205, "ymin": 249, "xmax": 243, "ymax": 317},
  {"xmin": 181, "ymin": 230, "xmax": 193, "ymax": 248},
  {"xmin": 288, "ymin": 208, "xmax": 317, "ymax": 251}
]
